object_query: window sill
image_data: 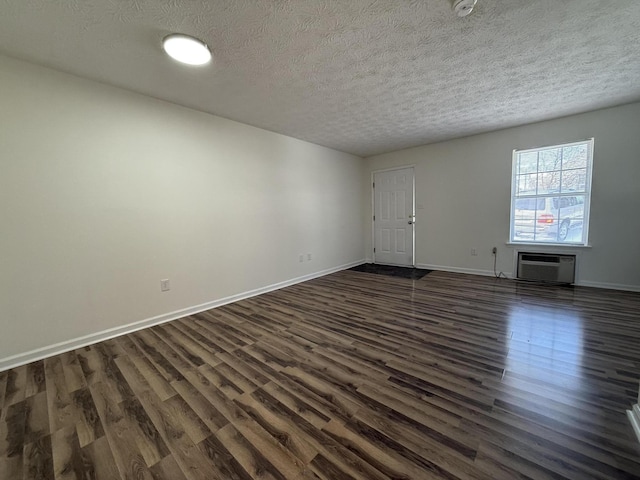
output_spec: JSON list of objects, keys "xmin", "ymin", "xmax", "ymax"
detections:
[{"xmin": 505, "ymin": 242, "xmax": 592, "ymax": 249}]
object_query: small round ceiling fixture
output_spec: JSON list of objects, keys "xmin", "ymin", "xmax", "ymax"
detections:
[
  {"xmin": 452, "ymin": 0, "xmax": 478, "ymax": 17},
  {"xmin": 162, "ymin": 34, "xmax": 211, "ymax": 66}
]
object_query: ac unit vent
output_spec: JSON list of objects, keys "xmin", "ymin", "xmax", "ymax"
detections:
[
  {"xmin": 520, "ymin": 253, "xmax": 559, "ymax": 263},
  {"xmin": 517, "ymin": 252, "xmax": 575, "ymax": 284}
]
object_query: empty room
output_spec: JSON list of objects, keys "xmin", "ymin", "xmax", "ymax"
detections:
[{"xmin": 1, "ymin": 1, "xmax": 640, "ymax": 479}]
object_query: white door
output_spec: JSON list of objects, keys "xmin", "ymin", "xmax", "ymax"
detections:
[{"xmin": 373, "ymin": 167, "xmax": 415, "ymax": 266}]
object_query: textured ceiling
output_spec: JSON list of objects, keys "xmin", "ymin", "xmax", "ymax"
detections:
[{"xmin": 1, "ymin": 0, "xmax": 639, "ymax": 157}]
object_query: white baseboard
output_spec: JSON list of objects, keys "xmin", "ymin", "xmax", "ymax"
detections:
[
  {"xmin": 576, "ymin": 280, "xmax": 640, "ymax": 292},
  {"xmin": 0, "ymin": 259, "xmax": 366, "ymax": 372},
  {"xmin": 628, "ymin": 404, "xmax": 640, "ymax": 444},
  {"xmin": 416, "ymin": 263, "xmax": 512, "ymax": 279},
  {"xmin": 416, "ymin": 263, "xmax": 640, "ymax": 292}
]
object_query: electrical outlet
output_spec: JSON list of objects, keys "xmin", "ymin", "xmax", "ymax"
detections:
[
  {"xmin": 160, "ymin": 279, "xmax": 170, "ymax": 292},
  {"xmin": 471, "ymin": 248, "xmax": 477, "ymax": 256},
  {"xmin": 299, "ymin": 254, "xmax": 304, "ymax": 263},
  {"xmin": 492, "ymin": 246, "xmax": 497, "ymax": 255},
  {"xmin": 307, "ymin": 253, "xmax": 312, "ymax": 261}
]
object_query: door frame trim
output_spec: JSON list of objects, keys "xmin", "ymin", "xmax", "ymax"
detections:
[{"xmin": 371, "ymin": 165, "xmax": 416, "ymax": 266}]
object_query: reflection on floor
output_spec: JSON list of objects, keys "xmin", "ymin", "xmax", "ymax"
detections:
[
  {"xmin": 0, "ymin": 270, "xmax": 639, "ymax": 479},
  {"xmin": 506, "ymin": 304, "xmax": 584, "ymax": 391}
]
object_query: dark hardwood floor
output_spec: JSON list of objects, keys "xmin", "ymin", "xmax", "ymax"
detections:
[{"xmin": 1, "ymin": 270, "xmax": 640, "ymax": 479}]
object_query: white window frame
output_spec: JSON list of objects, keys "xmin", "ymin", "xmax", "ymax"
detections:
[{"xmin": 509, "ymin": 139, "xmax": 594, "ymax": 246}]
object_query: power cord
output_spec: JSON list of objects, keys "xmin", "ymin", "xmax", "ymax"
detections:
[{"xmin": 492, "ymin": 247, "xmax": 508, "ymax": 279}]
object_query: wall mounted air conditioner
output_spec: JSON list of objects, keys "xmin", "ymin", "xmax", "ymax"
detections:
[{"xmin": 517, "ymin": 252, "xmax": 576, "ymax": 284}]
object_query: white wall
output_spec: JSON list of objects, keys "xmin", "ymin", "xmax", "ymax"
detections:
[
  {"xmin": 365, "ymin": 102, "xmax": 640, "ymax": 291},
  {"xmin": 0, "ymin": 55, "xmax": 365, "ymax": 367}
]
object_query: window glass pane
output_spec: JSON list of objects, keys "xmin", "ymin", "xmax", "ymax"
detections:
[
  {"xmin": 561, "ymin": 168, "xmax": 586, "ymax": 192},
  {"xmin": 514, "ymin": 198, "xmax": 544, "ymax": 210},
  {"xmin": 518, "ymin": 152, "xmax": 538, "ymax": 174},
  {"xmin": 516, "ymin": 174, "xmax": 537, "ymax": 195},
  {"xmin": 537, "ymin": 171, "xmax": 560, "ymax": 194},
  {"xmin": 562, "ymin": 144, "xmax": 588, "ymax": 169},
  {"xmin": 553, "ymin": 195, "xmax": 585, "ymax": 243},
  {"xmin": 513, "ymin": 198, "xmax": 539, "ymax": 241},
  {"xmin": 534, "ymin": 206, "xmax": 555, "ymax": 242},
  {"xmin": 539, "ymin": 148, "xmax": 560, "ymax": 172}
]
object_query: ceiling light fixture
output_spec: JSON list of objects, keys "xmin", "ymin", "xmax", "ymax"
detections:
[
  {"xmin": 162, "ymin": 34, "xmax": 211, "ymax": 66},
  {"xmin": 452, "ymin": 0, "xmax": 478, "ymax": 17}
]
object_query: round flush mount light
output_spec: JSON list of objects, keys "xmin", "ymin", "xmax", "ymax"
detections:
[{"xmin": 162, "ymin": 34, "xmax": 211, "ymax": 66}]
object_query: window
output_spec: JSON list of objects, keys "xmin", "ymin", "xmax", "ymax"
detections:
[{"xmin": 510, "ymin": 139, "xmax": 593, "ymax": 245}]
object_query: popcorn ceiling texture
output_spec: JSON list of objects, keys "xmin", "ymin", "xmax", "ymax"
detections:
[{"xmin": 1, "ymin": 0, "xmax": 639, "ymax": 156}]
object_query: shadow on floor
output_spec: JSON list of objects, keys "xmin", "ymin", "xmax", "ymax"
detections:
[{"xmin": 348, "ymin": 263, "xmax": 432, "ymax": 280}]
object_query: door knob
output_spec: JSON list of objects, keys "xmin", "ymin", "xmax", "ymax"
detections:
[{"xmin": 408, "ymin": 221, "xmax": 413, "ymax": 225}]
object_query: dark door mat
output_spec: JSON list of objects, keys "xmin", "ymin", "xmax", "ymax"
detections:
[{"xmin": 348, "ymin": 263, "xmax": 432, "ymax": 280}]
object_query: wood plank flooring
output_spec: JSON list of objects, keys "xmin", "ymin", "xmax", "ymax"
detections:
[{"xmin": 1, "ymin": 270, "xmax": 640, "ymax": 479}]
